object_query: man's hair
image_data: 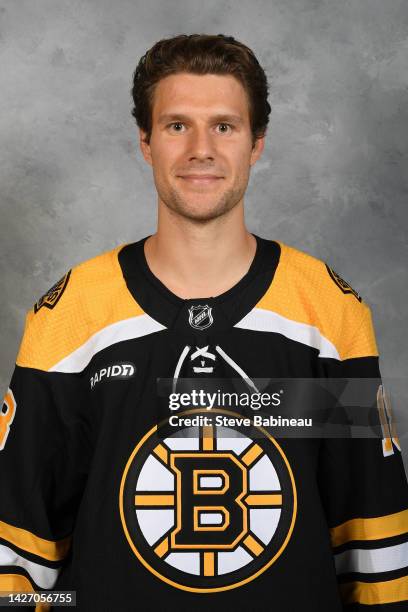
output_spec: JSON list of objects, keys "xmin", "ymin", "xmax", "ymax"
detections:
[{"xmin": 130, "ymin": 33, "xmax": 271, "ymax": 148}]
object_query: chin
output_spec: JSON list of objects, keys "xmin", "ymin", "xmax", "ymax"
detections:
[
  {"xmin": 176, "ymin": 206, "xmax": 232, "ymax": 223},
  {"xmin": 160, "ymin": 185, "xmax": 241, "ymax": 221}
]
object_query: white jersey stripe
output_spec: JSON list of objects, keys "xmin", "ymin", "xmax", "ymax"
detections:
[
  {"xmin": 234, "ymin": 308, "xmax": 339, "ymax": 360},
  {"xmin": 49, "ymin": 314, "xmax": 166, "ymax": 373},
  {"xmin": 335, "ymin": 541, "xmax": 408, "ymax": 575},
  {"xmin": 0, "ymin": 544, "xmax": 59, "ymax": 589}
]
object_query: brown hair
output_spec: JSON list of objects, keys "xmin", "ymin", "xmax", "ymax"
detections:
[{"xmin": 130, "ymin": 33, "xmax": 271, "ymax": 148}]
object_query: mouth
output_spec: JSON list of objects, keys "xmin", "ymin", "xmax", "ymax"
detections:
[{"xmin": 178, "ymin": 175, "xmax": 224, "ymax": 185}]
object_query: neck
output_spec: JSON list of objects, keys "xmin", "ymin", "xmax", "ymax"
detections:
[{"xmin": 144, "ymin": 205, "xmax": 257, "ymax": 300}]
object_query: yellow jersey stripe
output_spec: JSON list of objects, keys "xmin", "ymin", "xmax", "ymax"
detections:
[
  {"xmin": 339, "ymin": 575, "xmax": 408, "ymax": 605},
  {"xmin": 330, "ymin": 509, "xmax": 408, "ymax": 547},
  {"xmin": 0, "ymin": 519, "xmax": 70, "ymax": 562},
  {"xmin": 0, "ymin": 574, "xmax": 51, "ymax": 611}
]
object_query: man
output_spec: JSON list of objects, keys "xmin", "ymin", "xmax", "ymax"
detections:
[{"xmin": 1, "ymin": 34, "xmax": 407, "ymax": 611}]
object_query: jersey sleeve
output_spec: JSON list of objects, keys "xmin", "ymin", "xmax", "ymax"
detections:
[
  {"xmin": 317, "ymin": 304, "xmax": 408, "ymax": 609},
  {"xmin": 0, "ymin": 305, "xmax": 90, "ymax": 606}
]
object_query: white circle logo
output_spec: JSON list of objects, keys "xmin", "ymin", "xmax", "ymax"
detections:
[{"xmin": 120, "ymin": 409, "xmax": 297, "ymax": 593}]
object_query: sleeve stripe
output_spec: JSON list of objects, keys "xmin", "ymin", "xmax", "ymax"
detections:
[
  {"xmin": 335, "ymin": 541, "xmax": 408, "ymax": 575},
  {"xmin": 339, "ymin": 575, "xmax": 408, "ymax": 605},
  {"xmin": 0, "ymin": 520, "xmax": 70, "ymax": 562},
  {"xmin": 0, "ymin": 544, "xmax": 59, "ymax": 589},
  {"xmin": 0, "ymin": 572, "xmax": 34, "ymax": 592},
  {"xmin": 330, "ymin": 509, "xmax": 408, "ymax": 548},
  {"xmin": 0, "ymin": 573, "xmax": 51, "ymax": 611}
]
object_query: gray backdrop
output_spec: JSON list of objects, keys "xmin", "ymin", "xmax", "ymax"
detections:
[{"xmin": 1, "ymin": 0, "xmax": 407, "ymax": 467}]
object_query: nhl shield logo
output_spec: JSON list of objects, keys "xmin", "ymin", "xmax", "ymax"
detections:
[{"xmin": 188, "ymin": 304, "xmax": 213, "ymax": 330}]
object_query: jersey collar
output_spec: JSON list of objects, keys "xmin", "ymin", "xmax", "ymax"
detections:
[{"xmin": 118, "ymin": 233, "xmax": 281, "ymax": 336}]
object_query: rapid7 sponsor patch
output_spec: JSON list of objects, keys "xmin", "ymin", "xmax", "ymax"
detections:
[{"xmin": 90, "ymin": 362, "xmax": 136, "ymax": 389}]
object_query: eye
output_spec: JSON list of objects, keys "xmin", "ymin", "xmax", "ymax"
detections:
[
  {"xmin": 216, "ymin": 123, "xmax": 233, "ymax": 133},
  {"xmin": 168, "ymin": 122, "xmax": 185, "ymax": 132}
]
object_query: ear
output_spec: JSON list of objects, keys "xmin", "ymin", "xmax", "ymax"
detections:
[
  {"xmin": 250, "ymin": 135, "xmax": 265, "ymax": 167},
  {"xmin": 139, "ymin": 129, "xmax": 152, "ymax": 166}
]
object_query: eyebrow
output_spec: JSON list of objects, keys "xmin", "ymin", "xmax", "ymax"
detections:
[{"xmin": 157, "ymin": 113, "xmax": 244, "ymax": 126}]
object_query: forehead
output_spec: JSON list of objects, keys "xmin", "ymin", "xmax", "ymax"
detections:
[{"xmin": 151, "ymin": 73, "xmax": 250, "ymax": 121}]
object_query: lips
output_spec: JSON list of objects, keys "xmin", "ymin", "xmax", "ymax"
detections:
[
  {"xmin": 178, "ymin": 174, "xmax": 223, "ymax": 184},
  {"xmin": 179, "ymin": 174, "xmax": 222, "ymax": 179}
]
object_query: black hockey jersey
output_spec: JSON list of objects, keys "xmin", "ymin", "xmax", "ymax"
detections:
[{"xmin": 1, "ymin": 234, "xmax": 407, "ymax": 611}]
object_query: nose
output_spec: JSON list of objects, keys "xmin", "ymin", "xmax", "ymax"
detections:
[{"xmin": 187, "ymin": 125, "xmax": 216, "ymax": 161}]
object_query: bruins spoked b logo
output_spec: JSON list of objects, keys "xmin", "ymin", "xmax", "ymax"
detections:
[{"xmin": 119, "ymin": 409, "xmax": 297, "ymax": 593}]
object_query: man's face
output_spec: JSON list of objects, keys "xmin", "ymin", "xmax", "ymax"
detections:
[{"xmin": 139, "ymin": 73, "xmax": 265, "ymax": 223}]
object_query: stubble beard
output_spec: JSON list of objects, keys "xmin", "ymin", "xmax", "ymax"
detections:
[{"xmin": 157, "ymin": 179, "xmax": 247, "ymax": 224}]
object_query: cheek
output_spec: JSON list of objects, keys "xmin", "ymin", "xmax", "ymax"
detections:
[
  {"xmin": 230, "ymin": 151, "xmax": 251, "ymax": 176},
  {"xmin": 155, "ymin": 143, "xmax": 184, "ymax": 171},
  {"xmin": 222, "ymin": 139, "xmax": 251, "ymax": 164}
]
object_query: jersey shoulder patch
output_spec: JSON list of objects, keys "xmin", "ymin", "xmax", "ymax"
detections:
[
  {"xmin": 325, "ymin": 264, "xmax": 362, "ymax": 302},
  {"xmin": 34, "ymin": 270, "xmax": 72, "ymax": 313}
]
